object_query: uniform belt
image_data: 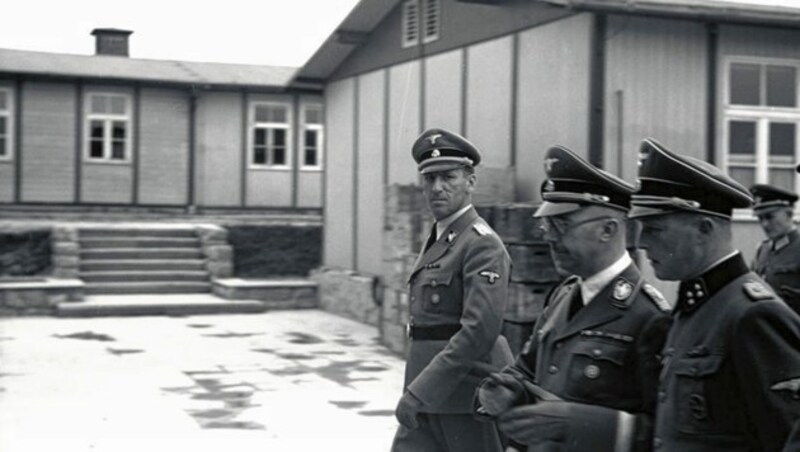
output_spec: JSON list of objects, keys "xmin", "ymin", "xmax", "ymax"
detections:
[{"xmin": 408, "ymin": 324, "xmax": 461, "ymax": 340}]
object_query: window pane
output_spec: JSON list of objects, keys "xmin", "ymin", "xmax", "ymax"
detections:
[
  {"xmin": 729, "ymin": 166, "xmax": 755, "ymax": 188},
  {"xmin": 111, "ymin": 141, "xmax": 125, "ymax": 159},
  {"xmin": 110, "ymin": 96, "xmax": 126, "ymax": 115},
  {"xmin": 268, "ymin": 107, "xmax": 287, "ymax": 123},
  {"xmin": 273, "ymin": 147, "xmax": 286, "ymax": 165},
  {"xmin": 254, "ymin": 147, "xmax": 266, "ymax": 164},
  {"xmin": 729, "ymin": 121, "xmax": 757, "ymax": 156},
  {"xmin": 112, "ymin": 121, "xmax": 126, "ymax": 139},
  {"xmin": 0, "ymin": 117, "xmax": 6, "ymax": 135},
  {"xmin": 254, "ymin": 106, "xmax": 269, "ymax": 123},
  {"xmin": 305, "ymin": 148, "xmax": 317, "ymax": 167},
  {"xmin": 770, "ymin": 122, "xmax": 796, "ymax": 157},
  {"xmin": 273, "ymin": 129, "xmax": 286, "ymax": 146},
  {"xmin": 90, "ymin": 140, "xmax": 104, "ymax": 158},
  {"xmin": 305, "ymin": 108, "xmax": 321, "ymax": 124},
  {"xmin": 0, "ymin": 137, "xmax": 6, "ymax": 156},
  {"xmin": 305, "ymin": 130, "xmax": 317, "ymax": 147},
  {"xmin": 91, "ymin": 120, "xmax": 104, "ymax": 139},
  {"xmin": 0, "ymin": 91, "xmax": 7, "ymax": 110},
  {"xmin": 766, "ymin": 65, "xmax": 796, "ymax": 108},
  {"xmin": 769, "ymin": 168, "xmax": 795, "ymax": 192},
  {"xmin": 254, "ymin": 128, "xmax": 266, "ymax": 146},
  {"xmin": 90, "ymin": 95, "xmax": 107, "ymax": 114},
  {"xmin": 730, "ymin": 63, "xmax": 761, "ymax": 105}
]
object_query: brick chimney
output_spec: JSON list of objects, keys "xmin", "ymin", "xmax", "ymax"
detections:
[{"xmin": 91, "ymin": 28, "xmax": 133, "ymax": 57}]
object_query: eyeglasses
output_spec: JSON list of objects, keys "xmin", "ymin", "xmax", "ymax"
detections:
[{"xmin": 539, "ymin": 216, "xmax": 613, "ymax": 237}]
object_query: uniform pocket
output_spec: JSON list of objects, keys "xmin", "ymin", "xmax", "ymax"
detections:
[
  {"xmin": 566, "ymin": 340, "xmax": 628, "ymax": 401},
  {"xmin": 672, "ymin": 355, "xmax": 730, "ymax": 435},
  {"xmin": 420, "ymin": 271, "xmax": 459, "ymax": 314}
]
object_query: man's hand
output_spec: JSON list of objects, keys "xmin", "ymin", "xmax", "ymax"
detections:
[
  {"xmin": 477, "ymin": 372, "xmax": 525, "ymax": 417},
  {"xmin": 395, "ymin": 391, "xmax": 423, "ymax": 430},
  {"xmin": 497, "ymin": 402, "xmax": 569, "ymax": 445}
]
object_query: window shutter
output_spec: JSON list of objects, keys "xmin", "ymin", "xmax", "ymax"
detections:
[
  {"xmin": 423, "ymin": 0, "xmax": 441, "ymax": 44},
  {"xmin": 402, "ymin": 0, "xmax": 420, "ymax": 48}
]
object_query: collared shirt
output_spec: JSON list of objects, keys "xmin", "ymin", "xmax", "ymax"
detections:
[
  {"xmin": 580, "ymin": 252, "xmax": 633, "ymax": 305},
  {"xmin": 435, "ymin": 204, "xmax": 473, "ymax": 240}
]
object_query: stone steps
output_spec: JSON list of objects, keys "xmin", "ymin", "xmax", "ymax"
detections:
[
  {"xmin": 79, "ymin": 237, "xmax": 200, "ymax": 249},
  {"xmin": 56, "ymin": 294, "xmax": 266, "ymax": 317},
  {"xmin": 80, "ymin": 248, "xmax": 205, "ymax": 260},
  {"xmin": 80, "ymin": 270, "xmax": 210, "ymax": 283},
  {"xmin": 84, "ymin": 281, "xmax": 212, "ymax": 295},
  {"xmin": 80, "ymin": 259, "xmax": 207, "ymax": 272}
]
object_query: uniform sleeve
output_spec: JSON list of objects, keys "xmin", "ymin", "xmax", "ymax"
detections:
[
  {"xmin": 408, "ymin": 234, "xmax": 511, "ymax": 407},
  {"xmin": 732, "ymin": 300, "xmax": 800, "ymax": 451}
]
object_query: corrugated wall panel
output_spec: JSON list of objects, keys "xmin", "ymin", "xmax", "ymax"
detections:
[
  {"xmin": 195, "ymin": 91, "xmax": 241, "ymax": 207},
  {"xmin": 138, "ymin": 87, "xmax": 189, "ymax": 205},
  {"xmin": 719, "ymin": 25, "xmax": 800, "ymax": 60},
  {"xmin": 246, "ymin": 171, "xmax": 292, "ymax": 206},
  {"xmin": 516, "ymin": 14, "xmax": 592, "ymax": 201},
  {"xmin": 356, "ymin": 69, "xmax": 387, "ymax": 274},
  {"xmin": 82, "ymin": 164, "xmax": 133, "ymax": 203},
  {"xmin": 81, "ymin": 84, "xmax": 134, "ymax": 204},
  {"xmin": 20, "ymin": 82, "xmax": 76, "ymax": 202},
  {"xmin": 604, "ymin": 15, "xmax": 707, "ymax": 181},
  {"xmin": 0, "ymin": 80, "xmax": 14, "ymax": 201},
  {"xmin": 0, "ymin": 164, "xmax": 12, "ymax": 201},
  {"xmin": 297, "ymin": 172, "xmax": 322, "ymax": 207},
  {"xmin": 388, "ymin": 60, "xmax": 421, "ymax": 185},
  {"xmin": 467, "ymin": 36, "xmax": 513, "ymax": 168},
  {"xmin": 424, "ymin": 50, "xmax": 462, "ymax": 132},
  {"xmin": 324, "ymin": 78, "xmax": 356, "ymax": 268}
]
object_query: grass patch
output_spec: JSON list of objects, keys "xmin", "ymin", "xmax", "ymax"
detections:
[{"xmin": 226, "ymin": 225, "xmax": 321, "ymax": 278}]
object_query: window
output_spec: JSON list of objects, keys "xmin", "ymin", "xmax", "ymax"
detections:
[
  {"xmin": 250, "ymin": 102, "xmax": 291, "ymax": 169},
  {"xmin": 301, "ymin": 104, "xmax": 324, "ymax": 170},
  {"xmin": 402, "ymin": 0, "xmax": 440, "ymax": 48},
  {"xmin": 0, "ymin": 88, "xmax": 12, "ymax": 160},
  {"xmin": 85, "ymin": 93, "xmax": 131, "ymax": 162},
  {"xmin": 724, "ymin": 59, "xmax": 799, "ymax": 196}
]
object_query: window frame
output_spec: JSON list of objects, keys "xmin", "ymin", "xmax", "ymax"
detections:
[
  {"xmin": 84, "ymin": 92, "xmax": 133, "ymax": 164},
  {"xmin": 300, "ymin": 103, "xmax": 324, "ymax": 171},
  {"xmin": 248, "ymin": 101, "xmax": 293, "ymax": 170},
  {"xmin": 721, "ymin": 56, "xmax": 800, "ymax": 211},
  {"xmin": 0, "ymin": 87, "xmax": 13, "ymax": 161}
]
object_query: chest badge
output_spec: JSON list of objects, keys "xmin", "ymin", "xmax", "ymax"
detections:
[
  {"xmin": 447, "ymin": 231, "xmax": 457, "ymax": 243},
  {"xmin": 612, "ymin": 279, "xmax": 633, "ymax": 301},
  {"xmin": 479, "ymin": 271, "xmax": 501, "ymax": 284}
]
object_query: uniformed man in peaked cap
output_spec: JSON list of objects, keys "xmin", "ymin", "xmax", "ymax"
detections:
[
  {"xmin": 749, "ymin": 184, "xmax": 800, "ymax": 314},
  {"xmin": 475, "ymin": 145, "xmax": 671, "ymax": 452},
  {"xmin": 631, "ymin": 138, "xmax": 800, "ymax": 451},
  {"xmin": 391, "ymin": 128, "xmax": 513, "ymax": 452}
]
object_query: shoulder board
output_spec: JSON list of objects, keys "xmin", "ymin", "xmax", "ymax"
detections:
[
  {"xmin": 743, "ymin": 281, "xmax": 774, "ymax": 301},
  {"xmin": 642, "ymin": 283, "xmax": 672, "ymax": 312},
  {"xmin": 472, "ymin": 223, "xmax": 493, "ymax": 236}
]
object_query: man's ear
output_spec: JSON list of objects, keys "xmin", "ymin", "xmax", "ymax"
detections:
[
  {"xmin": 466, "ymin": 172, "xmax": 477, "ymax": 192},
  {"xmin": 698, "ymin": 217, "xmax": 716, "ymax": 235},
  {"xmin": 599, "ymin": 218, "xmax": 620, "ymax": 242}
]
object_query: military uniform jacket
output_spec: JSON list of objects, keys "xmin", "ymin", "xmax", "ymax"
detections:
[
  {"xmin": 504, "ymin": 263, "xmax": 671, "ymax": 451},
  {"xmin": 405, "ymin": 206, "xmax": 513, "ymax": 414},
  {"xmin": 753, "ymin": 229, "xmax": 800, "ymax": 314},
  {"xmin": 654, "ymin": 254, "xmax": 800, "ymax": 451}
]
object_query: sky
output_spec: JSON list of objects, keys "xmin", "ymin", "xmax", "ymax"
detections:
[{"xmin": 1, "ymin": 0, "xmax": 799, "ymax": 68}]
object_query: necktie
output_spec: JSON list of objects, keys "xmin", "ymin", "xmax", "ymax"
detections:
[
  {"xmin": 423, "ymin": 223, "xmax": 438, "ymax": 252},
  {"xmin": 567, "ymin": 286, "xmax": 584, "ymax": 321}
]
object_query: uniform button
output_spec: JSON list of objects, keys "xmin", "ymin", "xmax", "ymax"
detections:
[
  {"xmin": 584, "ymin": 364, "xmax": 600, "ymax": 379},
  {"xmin": 431, "ymin": 280, "xmax": 437, "ymax": 287},
  {"xmin": 654, "ymin": 438, "xmax": 662, "ymax": 448},
  {"xmin": 658, "ymin": 391, "xmax": 666, "ymax": 402},
  {"xmin": 411, "ymin": 296, "xmax": 416, "ymax": 302},
  {"xmin": 592, "ymin": 348, "xmax": 602, "ymax": 357},
  {"xmin": 554, "ymin": 342, "xmax": 562, "ymax": 349},
  {"xmin": 431, "ymin": 294, "xmax": 441, "ymax": 304},
  {"xmin": 548, "ymin": 365, "xmax": 558, "ymax": 374}
]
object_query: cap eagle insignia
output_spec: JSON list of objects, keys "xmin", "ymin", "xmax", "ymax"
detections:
[{"xmin": 426, "ymin": 134, "xmax": 442, "ymax": 145}]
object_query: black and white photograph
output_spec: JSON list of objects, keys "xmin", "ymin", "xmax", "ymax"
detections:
[{"xmin": 1, "ymin": 0, "xmax": 800, "ymax": 451}]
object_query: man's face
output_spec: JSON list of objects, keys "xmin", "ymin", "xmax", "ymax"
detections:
[
  {"xmin": 637, "ymin": 214, "xmax": 704, "ymax": 281},
  {"xmin": 540, "ymin": 209, "xmax": 612, "ymax": 278},
  {"xmin": 422, "ymin": 168, "xmax": 475, "ymax": 220},
  {"xmin": 757, "ymin": 207, "xmax": 795, "ymax": 240}
]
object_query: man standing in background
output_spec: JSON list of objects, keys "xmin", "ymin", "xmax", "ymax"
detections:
[{"xmin": 750, "ymin": 184, "xmax": 800, "ymax": 314}]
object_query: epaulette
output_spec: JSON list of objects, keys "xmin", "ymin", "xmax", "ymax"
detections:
[
  {"xmin": 472, "ymin": 223, "xmax": 493, "ymax": 236},
  {"xmin": 642, "ymin": 283, "xmax": 672, "ymax": 312},
  {"xmin": 743, "ymin": 281, "xmax": 774, "ymax": 301}
]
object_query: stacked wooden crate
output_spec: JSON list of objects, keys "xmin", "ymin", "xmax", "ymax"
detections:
[{"xmin": 478, "ymin": 204, "xmax": 563, "ymax": 355}]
